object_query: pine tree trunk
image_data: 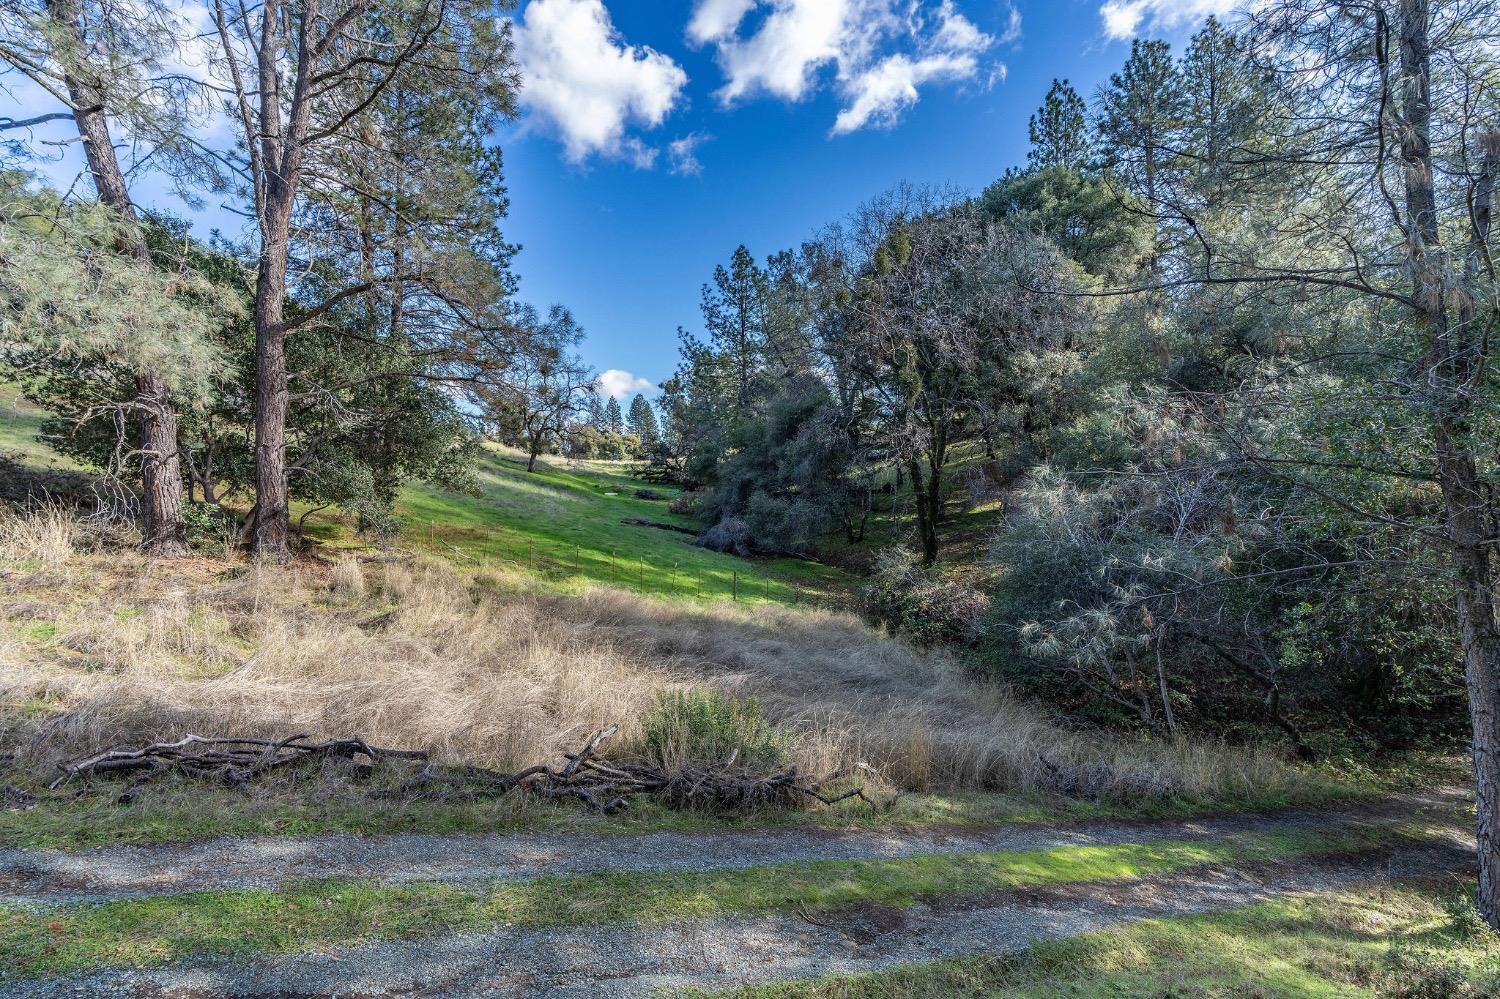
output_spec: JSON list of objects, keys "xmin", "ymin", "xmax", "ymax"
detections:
[
  {"xmin": 251, "ymin": 200, "xmax": 293, "ymax": 562},
  {"xmin": 1439, "ymin": 439, "xmax": 1500, "ymax": 928},
  {"xmin": 135, "ymin": 371, "xmax": 188, "ymax": 555},
  {"xmin": 1398, "ymin": 0, "xmax": 1500, "ymax": 929},
  {"xmin": 50, "ymin": 0, "xmax": 188, "ymax": 557}
]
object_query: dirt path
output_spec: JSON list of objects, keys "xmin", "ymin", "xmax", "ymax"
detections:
[
  {"xmin": 3, "ymin": 845, "xmax": 1473, "ymax": 999},
  {"xmin": 0, "ymin": 790, "xmax": 1466, "ymax": 906}
]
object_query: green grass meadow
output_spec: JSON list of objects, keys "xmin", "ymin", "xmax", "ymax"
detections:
[{"xmin": 1, "ymin": 383, "xmax": 850, "ymax": 607}]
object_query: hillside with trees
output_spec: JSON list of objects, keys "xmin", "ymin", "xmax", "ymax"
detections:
[{"xmin": 1, "ymin": 0, "xmax": 1499, "ymax": 992}]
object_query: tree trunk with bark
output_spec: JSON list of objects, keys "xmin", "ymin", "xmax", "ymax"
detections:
[
  {"xmin": 50, "ymin": 0, "xmax": 189, "ymax": 556},
  {"xmin": 1397, "ymin": 0, "xmax": 1500, "ymax": 929},
  {"xmin": 251, "ymin": 190, "xmax": 295, "ymax": 561}
]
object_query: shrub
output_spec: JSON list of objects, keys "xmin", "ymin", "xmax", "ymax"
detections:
[
  {"xmin": 860, "ymin": 548, "xmax": 990, "ymax": 647},
  {"xmin": 668, "ymin": 491, "xmax": 704, "ymax": 516},
  {"xmin": 1382, "ymin": 947, "xmax": 1474, "ymax": 998},
  {"xmin": 182, "ymin": 502, "xmax": 238, "ymax": 552},
  {"xmin": 744, "ymin": 492, "xmax": 830, "ymax": 556},
  {"xmin": 697, "ymin": 516, "xmax": 754, "ymax": 557},
  {"xmin": 640, "ymin": 688, "xmax": 791, "ymax": 773}
]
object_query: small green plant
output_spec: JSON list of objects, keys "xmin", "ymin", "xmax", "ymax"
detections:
[
  {"xmin": 1444, "ymin": 885, "xmax": 1489, "ymax": 941},
  {"xmin": 182, "ymin": 502, "xmax": 237, "ymax": 553},
  {"xmin": 640, "ymin": 688, "xmax": 791, "ymax": 773}
]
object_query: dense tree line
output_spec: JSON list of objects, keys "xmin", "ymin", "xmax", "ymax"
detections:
[{"xmin": 656, "ymin": 6, "xmax": 1500, "ymax": 925}]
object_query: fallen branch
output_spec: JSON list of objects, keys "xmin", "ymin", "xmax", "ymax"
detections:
[
  {"xmin": 621, "ymin": 518, "xmax": 699, "ymax": 536},
  {"xmin": 395, "ymin": 726, "xmax": 884, "ymax": 815},
  {"xmin": 50, "ymin": 734, "xmax": 428, "ymax": 792},
  {"xmin": 51, "ymin": 727, "xmax": 886, "ymax": 816}
]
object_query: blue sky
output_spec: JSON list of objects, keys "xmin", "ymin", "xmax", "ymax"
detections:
[
  {"xmin": 502, "ymin": 0, "xmax": 1235, "ymax": 395},
  {"xmin": 5, "ymin": 0, "xmax": 1235, "ymax": 398}
]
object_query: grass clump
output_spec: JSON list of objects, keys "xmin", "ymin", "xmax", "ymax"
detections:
[
  {"xmin": 641, "ymin": 689, "xmax": 791, "ymax": 772},
  {"xmin": 0, "ymin": 502, "xmax": 76, "ymax": 570}
]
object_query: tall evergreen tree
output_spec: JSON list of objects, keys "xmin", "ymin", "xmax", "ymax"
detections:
[
  {"xmin": 1027, "ymin": 79, "xmax": 1090, "ymax": 171},
  {"xmin": 1097, "ymin": 40, "xmax": 1185, "ymax": 211},
  {"xmin": 604, "ymin": 395, "xmax": 624, "ymax": 435},
  {"xmin": 701, "ymin": 245, "xmax": 769, "ymax": 418},
  {"xmin": 627, "ymin": 393, "xmax": 660, "ymax": 447},
  {"xmin": 0, "ymin": 0, "xmax": 217, "ymax": 554},
  {"xmin": 207, "ymin": 0, "xmax": 520, "ymax": 561}
]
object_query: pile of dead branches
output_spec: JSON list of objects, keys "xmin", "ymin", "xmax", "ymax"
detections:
[
  {"xmin": 49, "ymin": 727, "xmax": 881, "ymax": 815},
  {"xmin": 50, "ymin": 734, "xmax": 428, "ymax": 797},
  {"xmin": 393, "ymin": 726, "xmax": 880, "ymax": 814}
]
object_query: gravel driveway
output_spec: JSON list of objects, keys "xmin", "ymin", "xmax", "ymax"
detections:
[
  {"xmin": 0, "ymin": 789, "xmax": 1466, "ymax": 906},
  {"xmin": 3, "ymin": 846, "xmax": 1474, "ymax": 999}
]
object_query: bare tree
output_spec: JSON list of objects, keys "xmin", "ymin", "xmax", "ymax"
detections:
[{"xmin": 471, "ymin": 305, "xmax": 592, "ymax": 473}]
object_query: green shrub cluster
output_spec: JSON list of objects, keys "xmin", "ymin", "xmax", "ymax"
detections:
[{"xmin": 640, "ymin": 688, "xmax": 791, "ymax": 773}]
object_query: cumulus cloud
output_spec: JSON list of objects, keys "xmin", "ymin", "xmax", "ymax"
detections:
[
  {"xmin": 597, "ymin": 369, "xmax": 657, "ymax": 399},
  {"xmin": 1099, "ymin": 0, "xmax": 1239, "ymax": 39},
  {"xmin": 513, "ymin": 0, "xmax": 688, "ymax": 165},
  {"xmin": 668, "ymin": 134, "xmax": 709, "ymax": 176},
  {"xmin": 689, "ymin": 0, "xmax": 1005, "ymax": 134},
  {"xmin": 833, "ymin": 3, "xmax": 996, "ymax": 135},
  {"xmin": 687, "ymin": 0, "xmax": 758, "ymax": 45}
]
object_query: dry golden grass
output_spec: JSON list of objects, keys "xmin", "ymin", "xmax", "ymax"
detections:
[
  {"xmin": 0, "ymin": 510, "xmax": 1303, "ymax": 804},
  {"xmin": 0, "ymin": 502, "xmax": 77, "ymax": 570}
]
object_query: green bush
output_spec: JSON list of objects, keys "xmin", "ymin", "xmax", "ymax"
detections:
[
  {"xmin": 640, "ymin": 688, "xmax": 791, "ymax": 773},
  {"xmin": 182, "ymin": 502, "xmax": 237, "ymax": 551}
]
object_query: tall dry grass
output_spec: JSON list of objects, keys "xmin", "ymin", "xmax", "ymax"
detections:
[
  {"xmin": 0, "ymin": 503, "xmax": 77, "ymax": 570},
  {"xmin": 0, "ymin": 510, "xmax": 1303, "ymax": 804}
]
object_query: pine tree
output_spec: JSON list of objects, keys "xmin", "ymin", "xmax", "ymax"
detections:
[
  {"xmin": 1027, "ymin": 79, "xmax": 1090, "ymax": 171},
  {"xmin": 1097, "ymin": 40, "xmax": 1185, "ymax": 207},
  {"xmin": 701, "ymin": 245, "xmax": 769, "ymax": 417},
  {"xmin": 585, "ymin": 391, "xmax": 608, "ymax": 430},
  {"xmin": 206, "ymin": 0, "xmax": 518, "ymax": 560},
  {"xmin": 627, "ymin": 393, "xmax": 660, "ymax": 447},
  {"xmin": 604, "ymin": 396, "xmax": 624, "ymax": 435}
]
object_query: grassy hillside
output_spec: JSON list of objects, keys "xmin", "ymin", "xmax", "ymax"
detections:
[
  {"xmin": 0, "ymin": 386, "xmax": 849, "ymax": 607},
  {"xmin": 0, "ymin": 384, "xmax": 75, "ymax": 470},
  {"xmin": 378, "ymin": 446, "xmax": 850, "ymax": 605}
]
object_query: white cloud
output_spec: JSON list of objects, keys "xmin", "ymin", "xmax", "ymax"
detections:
[
  {"xmin": 1098, "ymin": 0, "xmax": 1239, "ymax": 40},
  {"xmin": 689, "ymin": 0, "xmax": 1005, "ymax": 134},
  {"xmin": 597, "ymin": 369, "xmax": 657, "ymax": 399},
  {"xmin": 513, "ymin": 0, "xmax": 688, "ymax": 165},
  {"xmin": 668, "ymin": 133, "xmax": 709, "ymax": 175},
  {"xmin": 710, "ymin": 0, "xmax": 873, "ymax": 104},
  {"xmin": 834, "ymin": 2, "xmax": 996, "ymax": 134},
  {"xmin": 997, "ymin": 5, "xmax": 1023, "ymax": 46},
  {"xmin": 834, "ymin": 52, "xmax": 976, "ymax": 135},
  {"xmin": 687, "ymin": 0, "xmax": 758, "ymax": 45}
]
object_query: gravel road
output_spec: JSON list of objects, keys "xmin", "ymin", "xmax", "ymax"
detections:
[
  {"xmin": 0, "ymin": 790, "xmax": 1467, "ymax": 906},
  {"xmin": 3, "ymin": 845, "xmax": 1474, "ymax": 999}
]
